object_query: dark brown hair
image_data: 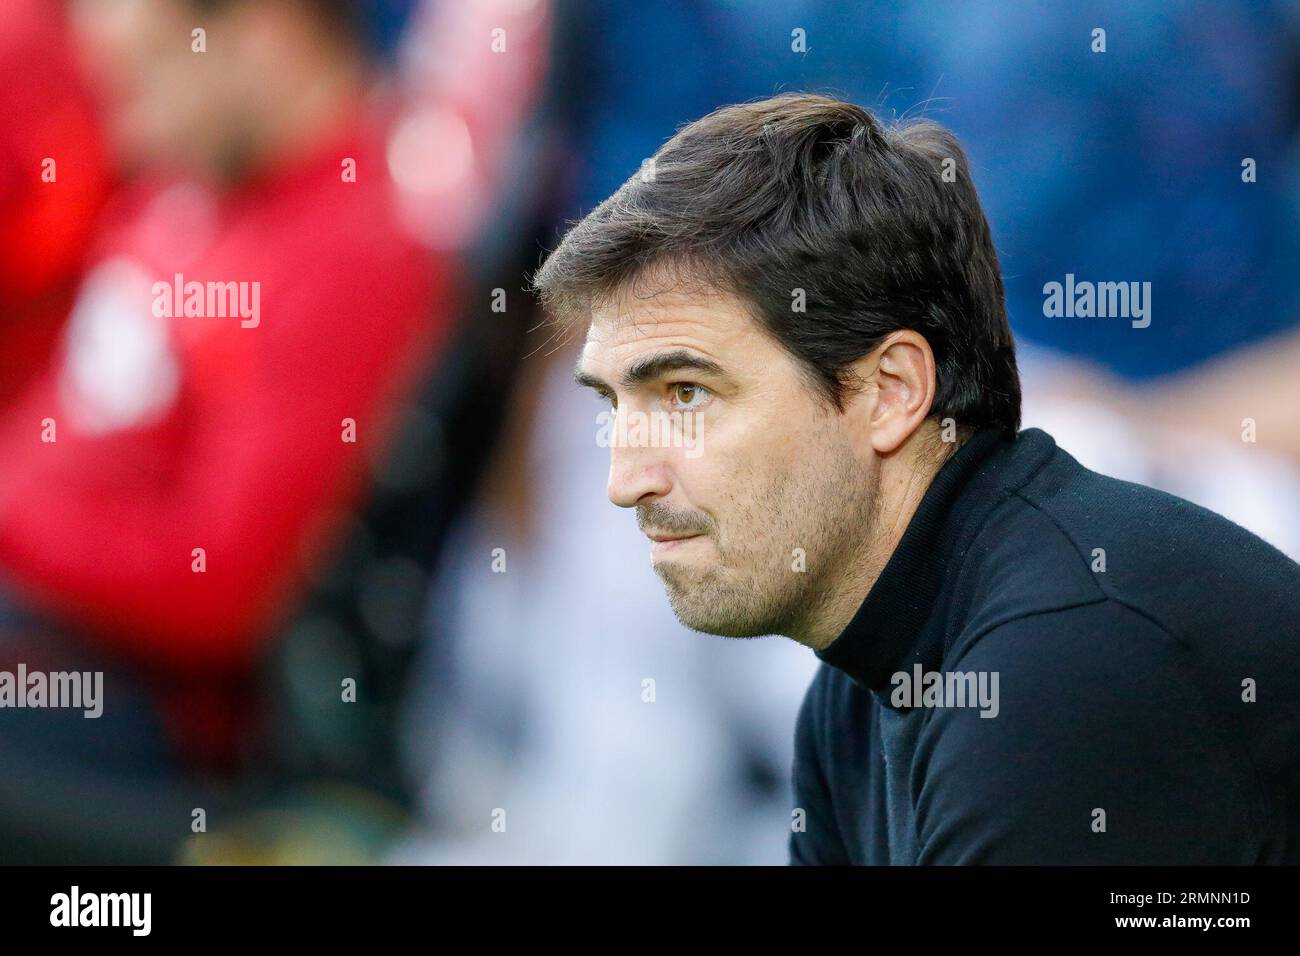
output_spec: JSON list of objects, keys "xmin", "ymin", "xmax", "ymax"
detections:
[{"xmin": 531, "ymin": 92, "xmax": 1021, "ymax": 433}]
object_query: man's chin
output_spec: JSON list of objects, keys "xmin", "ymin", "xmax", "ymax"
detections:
[
  {"xmin": 657, "ymin": 572, "xmax": 776, "ymax": 638},
  {"xmin": 669, "ymin": 607, "xmax": 774, "ymax": 638}
]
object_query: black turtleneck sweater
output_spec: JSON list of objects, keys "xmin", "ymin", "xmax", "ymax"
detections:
[{"xmin": 788, "ymin": 427, "xmax": 1300, "ymax": 865}]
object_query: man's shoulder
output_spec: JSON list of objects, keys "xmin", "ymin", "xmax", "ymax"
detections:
[
  {"xmin": 912, "ymin": 598, "xmax": 1270, "ymax": 863},
  {"xmin": 948, "ymin": 437, "xmax": 1300, "ymax": 779},
  {"xmin": 962, "ymin": 435, "xmax": 1300, "ymax": 647},
  {"xmin": 1016, "ymin": 436, "xmax": 1300, "ymax": 583}
]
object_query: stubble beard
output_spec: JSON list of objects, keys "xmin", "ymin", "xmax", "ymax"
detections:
[{"xmin": 653, "ymin": 444, "xmax": 879, "ymax": 640}]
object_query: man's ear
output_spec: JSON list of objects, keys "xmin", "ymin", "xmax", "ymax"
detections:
[{"xmin": 861, "ymin": 330, "xmax": 937, "ymax": 455}]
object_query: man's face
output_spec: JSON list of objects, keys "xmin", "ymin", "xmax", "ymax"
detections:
[
  {"xmin": 69, "ymin": 0, "xmax": 274, "ymax": 174},
  {"xmin": 576, "ymin": 282, "xmax": 881, "ymax": 641}
]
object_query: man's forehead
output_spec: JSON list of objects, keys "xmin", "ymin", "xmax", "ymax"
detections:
[{"xmin": 582, "ymin": 285, "xmax": 755, "ymax": 353}]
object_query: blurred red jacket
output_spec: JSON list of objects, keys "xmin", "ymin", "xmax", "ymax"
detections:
[
  {"xmin": 0, "ymin": 0, "xmax": 111, "ymax": 403},
  {"xmin": 0, "ymin": 106, "xmax": 455, "ymax": 690}
]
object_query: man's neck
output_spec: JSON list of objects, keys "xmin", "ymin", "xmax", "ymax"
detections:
[{"xmin": 795, "ymin": 438, "xmax": 954, "ymax": 652}]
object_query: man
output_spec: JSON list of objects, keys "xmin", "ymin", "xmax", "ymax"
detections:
[{"xmin": 531, "ymin": 92, "xmax": 1300, "ymax": 864}]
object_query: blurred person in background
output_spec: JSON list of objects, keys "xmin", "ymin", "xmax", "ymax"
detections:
[{"xmin": 0, "ymin": 0, "xmax": 445, "ymax": 862}]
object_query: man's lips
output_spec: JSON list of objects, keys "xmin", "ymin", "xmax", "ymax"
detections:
[{"xmin": 648, "ymin": 532, "xmax": 705, "ymax": 558}]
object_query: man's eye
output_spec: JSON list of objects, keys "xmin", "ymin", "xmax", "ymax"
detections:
[{"xmin": 669, "ymin": 383, "xmax": 708, "ymax": 408}]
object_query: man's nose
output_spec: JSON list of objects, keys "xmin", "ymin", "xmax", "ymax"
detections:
[{"xmin": 606, "ymin": 437, "xmax": 672, "ymax": 509}]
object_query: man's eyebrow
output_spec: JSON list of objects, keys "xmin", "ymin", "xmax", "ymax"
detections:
[
  {"xmin": 574, "ymin": 349, "xmax": 729, "ymax": 395},
  {"xmin": 574, "ymin": 365, "xmax": 612, "ymax": 394}
]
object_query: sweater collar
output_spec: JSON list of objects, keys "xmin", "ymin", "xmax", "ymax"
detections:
[{"xmin": 814, "ymin": 426, "xmax": 1056, "ymax": 692}]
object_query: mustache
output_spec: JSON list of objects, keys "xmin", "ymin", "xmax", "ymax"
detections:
[{"xmin": 636, "ymin": 502, "xmax": 714, "ymax": 538}]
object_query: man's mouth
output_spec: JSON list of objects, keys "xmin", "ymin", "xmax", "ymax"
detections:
[{"xmin": 647, "ymin": 532, "xmax": 704, "ymax": 558}]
